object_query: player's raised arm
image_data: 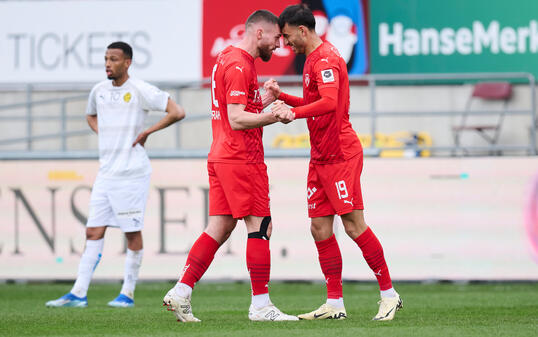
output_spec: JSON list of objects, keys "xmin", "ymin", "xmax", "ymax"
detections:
[{"xmin": 132, "ymin": 98, "xmax": 185, "ymax": 147}]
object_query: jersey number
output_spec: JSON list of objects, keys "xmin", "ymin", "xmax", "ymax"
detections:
[
  {"xmin": 335, "ymin": 180, "xmax": 348, "ymax": 199},
  {"xmin": 211, "ymin": 64, "xmax": 219, "ymax": 108}
]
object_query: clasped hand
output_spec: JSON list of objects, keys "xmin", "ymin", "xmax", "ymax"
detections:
[{"xmin": 271, "ymin": 100, "xmax": 295, "ymax": 124}]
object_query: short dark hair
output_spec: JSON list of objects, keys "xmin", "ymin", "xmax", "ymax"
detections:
[
  {"xmin": 107, "ymin": 41, "xmax": 133, "ymax": 60},
  {"xmin": 278, "ymin": 4, "xmax": 316, "ymax": 30},
  {"xmin": 246, "ymin": 9, "xmax": 278, "ymax": 27}
]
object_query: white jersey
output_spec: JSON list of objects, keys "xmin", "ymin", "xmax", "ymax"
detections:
[{"xmin": 86, "ymin": 78, "xmax": 169, "ymax": 179}]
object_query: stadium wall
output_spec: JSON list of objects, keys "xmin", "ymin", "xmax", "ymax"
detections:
[
  {"xmin": 1, "ymin": 0, "xmax": 536, "ymax": 153},
  {"xmin": 1, "ymin": 157, "xmax": 537, "ymax": 281},
  {"xmin": 0, "ymin": 84, "xmax": 535, "ymax": 153}
]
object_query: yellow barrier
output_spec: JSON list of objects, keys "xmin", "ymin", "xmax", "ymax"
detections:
[
  {"xmin": 272, "ymin": 133, "xmax": 310, "ymax": 149},
  {"xmin": 272, "ymin": 131, "xmax": 432, "ymax": 157}
]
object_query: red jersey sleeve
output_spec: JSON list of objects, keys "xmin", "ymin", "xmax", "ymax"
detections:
[
  {"xmin": 224, "ymin": 62, "xmax": 250, "ymax": 105},
  {"xmin": 278, "ymin": 92, "xmax": 305, "ymax": 107},
  {"xmin": 291, "ymin": 59, "xmax": 340, "ymax": 119},
  {"xmin": 314, "ymin": 60, "xmax": 340, "ymax": 91},
  {"xmin": 291, "ymin": 87, "xmax": 337, "ymax": 119}
]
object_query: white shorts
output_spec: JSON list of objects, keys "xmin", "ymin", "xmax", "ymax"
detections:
[{"xmin": 87, "ymin": 174, "xmax": 151, "ymax": 232}]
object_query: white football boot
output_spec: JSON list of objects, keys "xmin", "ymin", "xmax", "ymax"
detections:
[
  {"xmin": 297, "ymin": 303, "xmax": 347, "ymax": 320},
  {"xmin": 373, "ymin": 293, "xmax": 403, "ymax": 321},
  {"xmin": 162, "ymin": 288, "xmax": 200, "ymax": 322},
  {"xmin": 248, "ymin": 303, "xmax": 299, "ymax": 321}
]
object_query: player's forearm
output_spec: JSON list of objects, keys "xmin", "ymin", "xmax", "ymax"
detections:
[
  {"xmin": 262, "ymin": 91, "xmax": 277, "ymax": 109},
  {"xmin": 230, "ymin": 112, "xmax": 277, "ymax": 130},
  {"xmin": 292, "ymin": 95, "xmax": 337, "ymax": 119},
  {"xmin": 145, "ymin": 102, "xmax": 185, "ymax": 136},
  {"xmin": 290, "ymin": 86, "xmax": 338, "ymax": 119},
  {"xmin": 86, "ymin": 115, "xmax": 98, "ymax": 133},
  {"xmin": 278, "ymin": 92, "xmax": 305, "ymax": 107},
  {"xmin": 165, "ymin": 99, "xmax": 186, "ymax": 125},
  {"xmin": 228, "ymin": 103, "xmax": 276, "ymax": 130}
]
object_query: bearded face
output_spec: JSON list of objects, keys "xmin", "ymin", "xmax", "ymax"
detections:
[
  {"xmin": 257, "ymin": 23, "xmax": 281, "ymax": 62},
  {"xmin": 259, "ymin": 44, "xmax": 274, "ymax": 62}
]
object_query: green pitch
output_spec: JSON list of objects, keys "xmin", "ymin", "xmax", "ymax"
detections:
[{"xmin": 1, "ymin": 282, "xmax": 537, "ymax": 336}]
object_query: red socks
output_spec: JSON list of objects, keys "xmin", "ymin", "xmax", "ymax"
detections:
[
  {"xmin": 246, "ymin": 238, "xmax": 271, "ymax": 295},
  {"xmin": 354, "ymin": 227, "xmax": 393, "ymax": 290},
  {"xmin": 315, "ymin": 234, "xmax": 343, "ymax": 299},
  {"xmin": 179, "ymin": 232, "xmax": 220, "ymax": 288},
  {"xmin": 180, "ymin": 233, "xmax": 271, "ymax": 296}
]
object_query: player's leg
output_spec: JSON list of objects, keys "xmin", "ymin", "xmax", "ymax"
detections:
[
  {"xmin": 72, "ymin": 225, "xmax": 107, "ymax": 295},
  {"xmin": 172, "ymin": 161, "xmax": 237, "ymax": 301},
  {"xmin": 240, "ymin": 163, "xmax": 296, "ymax": 321},
  {"xmin": 45, "ymin": 226, "xmax": 106, "ymax": 308},
  {"xmin": 46, "ymin": 177, "xmax": 110, "ymax": 308},
  {"xmin": 298, "ymin": 163, "xmax": 346, "ymax": 320},
  {"xmin": 243, "ymin": 163, "xmax": 272, "ymax": 310},
  {"xmin": 341, "ymin": 209, "xmax": 402, "ymax": 320},
  {"xmin": 105, "ymin": 174, "xmax": 150, "ymax": 308},
  {"xmin": 338, "ymin": 153, "xmax": 401, "ymax": 320},
  {"xmin": 163, "ymin": 162, "xmax": 235, "ymax": 322},
  {"xmin": 245, "ymin": 215, "xmax": 271, "ymax": 305},
  {"xmin": 298, "ymin": 215, "xmax": 347, "ymax": 320},
  {"xmin": 176, "ymin": 215, "xmax": 236, "ymax": 297},
  {"xmin": 244, "ymin": 214, "xmax": 297, "ymax": 321},
  {"xmin": 107, "ymin": 231, "xmax": 143, "ymax": 308},
  {"xmin": 341, "ymin": 209, "xmax": 392, "ymax": 290},
  {"xmin": 312, "ymin": 214, "xmax": 345, "ymax": 310},
  {"xmin": 163, "ymin": 215, "xmax": 236, "ymax": 322}
]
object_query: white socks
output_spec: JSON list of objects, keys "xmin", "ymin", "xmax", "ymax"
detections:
[
  {"xmin": 251, "ymin": 293, "xmax": 271, "ymax": 309},
  {"xmin": 174, "ymin": 282, "xmax": 193, "ymax": 299},
  {"xmin": 380, "ymin": 287, "xmax": 398, "ymax": 298},
  {"xmin": 71, "ymin": 238, "xmax": 104, "ymax": 298},
  {"xmin": 120, "ymin": 248, "xmax": 144, "ymax": 299},
  {"xmin": 326, "ymin": 297, "xmax": 345, "ymax": 309},
  {"xmin": 174, "ymin": 284, "xmax": 272, "ymax": 310},
  {"xmin": 70, "ymin": 239, "xmax": 144, "ymax": 299}
]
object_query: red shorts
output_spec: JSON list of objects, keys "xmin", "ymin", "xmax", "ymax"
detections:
[
  {"xmin": 208, "ymin": 161, "xmax": 271, "ymax": 219},
  {"xmin": 307, "ymin": 152, "xmax": 364, "ymax": 218}
]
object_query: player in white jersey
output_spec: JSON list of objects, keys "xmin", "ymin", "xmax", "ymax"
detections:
[{"xmin": 46, "ymin": 42, "xmax": 185, "ymax": 308}]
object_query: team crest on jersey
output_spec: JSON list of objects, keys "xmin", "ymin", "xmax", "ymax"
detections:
[
  {"xmin": 321, "ymin": 69, "xmax": 335, "ymax": 83},
  {"xmin": 304, "ymin": 73, "xmax": 310, "ymax": 87},
  {"xmin": 123, "ymin": 92, "xmax": 132, "ymax": 103}
]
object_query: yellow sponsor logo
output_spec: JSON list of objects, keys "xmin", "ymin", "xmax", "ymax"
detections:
[{"xmin": 123, "ymin": 92, "xmax": 132, "ymax": 103}]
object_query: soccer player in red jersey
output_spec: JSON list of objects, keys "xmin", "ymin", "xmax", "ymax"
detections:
[
  {"xmin": 265, "ymin": 4, "xmax": 402, "ymax": 321},
  {"xmin": 163, "ymin": 10, "xmax": 297, "ymax": 322}
]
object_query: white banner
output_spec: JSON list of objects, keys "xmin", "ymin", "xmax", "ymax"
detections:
[
  {"xmin": 0, "ymin": 157, "xmax": 537, "ymax": 281},
  {"xmin": 0, "ymin": 0, "xmax": 201, "ymax": 83}
]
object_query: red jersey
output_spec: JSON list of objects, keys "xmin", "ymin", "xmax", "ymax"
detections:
[
  {"xmin": 207, "ymin": 46, "xmax": 264, "ymax": 163},
  {"xmin": 302, "ymin": 42, "xmax": 362, "ymax": 164}
]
